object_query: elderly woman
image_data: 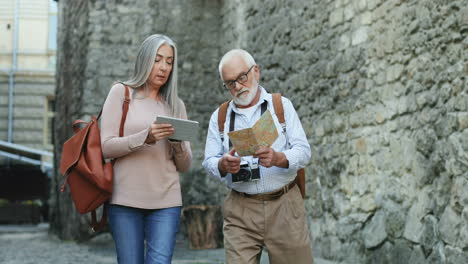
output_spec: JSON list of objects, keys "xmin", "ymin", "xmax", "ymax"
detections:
[{"xmin": 100, "ymin": 34, "xmax": 192, "ymax": 264}]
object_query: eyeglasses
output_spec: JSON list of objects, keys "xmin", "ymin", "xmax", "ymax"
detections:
[{"xmin": 223, "ymin": 65, "xmax": 255, "ymax": 90}]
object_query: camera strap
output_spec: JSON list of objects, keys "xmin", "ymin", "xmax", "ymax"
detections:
[{"xmin": 228, "ymin": 100, "xmax": 268, "ymax": 148}]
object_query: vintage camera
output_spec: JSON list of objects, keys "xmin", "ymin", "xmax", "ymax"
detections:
[{"xmin": 232, "ymin": 161, "xmax": 260, "ymax": 183}]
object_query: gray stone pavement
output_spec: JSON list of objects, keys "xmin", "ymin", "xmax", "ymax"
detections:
[{"xmin": 0, "ymin": 224, "xmax": 336, "ymax": 264}]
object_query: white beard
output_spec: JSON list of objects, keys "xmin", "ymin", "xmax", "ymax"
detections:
[{"xmin": 232, "ymin": 80, "xmax": 259, "ymax": 106}]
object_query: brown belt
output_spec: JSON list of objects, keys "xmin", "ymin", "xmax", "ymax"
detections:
[{"xmin": 232, "ymin": 181, "xmax": 296, "ymax": 201}]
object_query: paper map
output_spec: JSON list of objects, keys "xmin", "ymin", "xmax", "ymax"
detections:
[{"xmin": 228, "ymin": 109, "xmax": 279, "ymax": 156}]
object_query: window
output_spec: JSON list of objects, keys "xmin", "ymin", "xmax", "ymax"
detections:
[{"xmin": 48, "ymin": 0, "xmax": 57, "ymax": 51}]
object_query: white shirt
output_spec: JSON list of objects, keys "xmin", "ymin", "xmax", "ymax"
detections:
[{"xmin": 202, "ymin": 87, "xmax": 311, "ymax": 194}]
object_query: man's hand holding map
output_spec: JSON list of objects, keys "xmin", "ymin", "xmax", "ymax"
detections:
[{"xmin": 228, "ymin": 110, "xmax": 279, "ymax": 156}]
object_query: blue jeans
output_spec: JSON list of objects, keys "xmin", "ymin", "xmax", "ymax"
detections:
[{"xmin": 107, "ymin": 204, "xmax": 182, "ymax": 264}]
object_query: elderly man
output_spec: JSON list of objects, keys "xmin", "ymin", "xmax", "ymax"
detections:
[{"xmin": 202, "ymin": 49, "xmax": 314, "ymax": 264}]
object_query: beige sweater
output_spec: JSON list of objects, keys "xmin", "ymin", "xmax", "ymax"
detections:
[{"xmin": 100, "ymin": 84, "xmax": 192, "ymax": 209}]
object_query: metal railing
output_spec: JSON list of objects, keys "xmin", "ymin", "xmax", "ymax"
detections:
[{"xmin": 0, "ymin": 140, "xmax": 53, "ymax": 171}]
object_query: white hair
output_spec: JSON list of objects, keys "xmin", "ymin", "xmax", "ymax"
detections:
[
  {"xmin": 218, "ymin": 49, "xmax": 256, "ymax": 81},
  {"xmin": 120, "ymin": 34, "xmax": 181, "ymax": 117}
]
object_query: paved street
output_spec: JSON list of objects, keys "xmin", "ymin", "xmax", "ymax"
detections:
[{"xmin": 0, "ymin": 224, "xmax": 335, "ymax": 264}]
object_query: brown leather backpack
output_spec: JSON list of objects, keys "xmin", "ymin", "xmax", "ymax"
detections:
[
  {"xmin": 60, "ymin": 86, "xmax": 130, "ymax": 231},
  {"xmin": 218, "ymin": 93, "xmax": 306, "ymax": 199}
]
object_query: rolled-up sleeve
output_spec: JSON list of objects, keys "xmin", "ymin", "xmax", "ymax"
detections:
[{"xmin": 202, "ymin": 109, "xmax": 226, "ymax": 181}]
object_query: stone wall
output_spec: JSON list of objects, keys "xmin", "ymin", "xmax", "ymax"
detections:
[
  {"xmin": 53, "ymin": 0, "xmax": 468, "ymax": 262},
  {"xmin": 220, "ymin": 0, "xmax": 468, "ymax": 262}
]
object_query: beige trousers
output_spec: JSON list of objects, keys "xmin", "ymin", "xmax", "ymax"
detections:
[{"xmin": 223, "ymin": 185, "xmax": 314, "ymax": 264}]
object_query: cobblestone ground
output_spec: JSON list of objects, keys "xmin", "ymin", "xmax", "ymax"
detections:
[{"xmin": 0, "ymin": 224, "xmax": 333, "ymax": 264}]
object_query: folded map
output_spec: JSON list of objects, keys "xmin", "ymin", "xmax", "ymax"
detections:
[{"xmin": 228, "ymin": 109, "xmax": 279, "ymax": 156}]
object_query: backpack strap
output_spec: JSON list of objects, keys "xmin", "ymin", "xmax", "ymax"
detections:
[
  {"xmin": 218, "ymin": 100, "xmax": 231, "ymax": 142},
  {"xmin": 91, "ymin": 207, "xmax": 107, "ymax": 232},
  {"xmin": 119, "ymin": 86, "xmax": 130, "ymax": 137},
  {"xmin": 96, "ymin": 85, "xmax": 130, "ymax": 136},
  {"xmin": 91, "ymin": 85, "xmax": 130, "ymax": 232},
  {"xmin": 272, "ymin": 93, "xmax": 287, "ymax": 146},
  {"xmin": 272, "ymin": 93, "xmax": 284, "ymax": 123}
]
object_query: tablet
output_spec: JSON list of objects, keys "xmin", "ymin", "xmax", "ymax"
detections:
[{"xmin": 155, "ymin": 115, "xmax": 199, "ymax": 142}]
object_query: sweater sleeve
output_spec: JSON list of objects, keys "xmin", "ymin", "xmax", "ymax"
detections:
[
  {"xmin": 169, "ymin": 98, "xmax": 192, "ymax": 172},
  {"xmin": 100, "ymin": 83, "xmax": 149, "ymax": 159}
]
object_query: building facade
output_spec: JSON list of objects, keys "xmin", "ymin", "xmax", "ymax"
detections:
[{"xmin": 0, "ymin": 0, "xmax": 57, "ymax": 160}]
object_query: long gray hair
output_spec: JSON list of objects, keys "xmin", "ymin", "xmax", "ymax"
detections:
[{"xmin": 121, "ymin": 34, "xmax": 181, "ymax": 117}]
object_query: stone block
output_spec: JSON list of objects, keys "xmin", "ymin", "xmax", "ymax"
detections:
[
  {"xmin": 408, "ymin": 245, "xmax": 427, "ymax": 264},
  {"xmin": 390, "ymin": 239, "xmax": 414, "ymax": 264},
  {"xmin": 337, "ymin": 53, "xmax": 358, "ymax": 73},
  {"xmin": 355, "ymin": 138, "xmax": 367, "ymax": 153},
  {"xmin": 458, "ymin": 223, "xmax": 468, "ymax": 249},
  {"xmin": 386, "ymin": 64, "xmax": 404, "ymax": 82},
  {"xmin": 453, "ymin": 94, "xmax": 467, "ymax": 111},
  {"xmin": 396, "ymin": 96, "xmax": 411, "ymax": 114},
  {"xmin": 320, "ymin": 235, "xmax": 342, "ymax": 260},
  {"xmin": 315, "ymin": 124, "xmax": 325, "ymax": 137},
  {"xmin": 337, "ymin": 221, "xmax": 361, "ymax": 240},
  {"xmin": 344, "ymin": 5, "xmax": 355, "ymax": 21},
  {"xmin": 434, "ymin": 113, "xmax": 458, "ymax": 137},
  {"xmin": 351, "ymin": 26, "xmax": 368, "ymax": 45},
  {"xmin": 359, "ymin": 193, "xmax": 377, "ymax": 212},
  {"xmin": 382, "ymin": 99, "xmax": 399, "ymax": 120},
  {"xmin": 339, "ymin": 34, "xmax": 351, "ymax": 50},
  {"xmin": 452, "ymin": 177, "xmax": 468, "ymax": 211},
  {"xmin": 439, "ymin": 206, "xmax": 461, "ymax": 246},
  {"xmin": 334, "ymin": 0, "xmax": 343, "ymax": 8},
  {"xmin": 420, "ymin": 215, "xmax": 438, "ymax": 255},
  {"xmin": 329, "ymin": 8, "xmax": 344, "ymax": 27},
  {"xmin": 459, "ymin": 6, "xmax": 468, "ymax": 25},
  {"xmin": 385, "ymin": 210, "xmax": 405, "ymax": 238},
  {"xmin": 367, "ymin": 0, "xmax": 381, "ymax": 10},
  {"xmin": 445, "ymin": 245, "xmax": 468, "ymax": 264},
  {"xmin": 12, "ymin": 120, "xmax": 43, "ymax": 130},
  {"xmin": 412, "ymin": 153, "xmax": 434, "ymax": 187},
  {"xmin": 403, "ymin": 192, "xmax": 431, "ymax": 243},
  {"xmin": 361, "ymin": 11, "xmax": 372, "ymax": 25},
  {"xmin": 12, "ymin": 131, "xmax": 44, "ymax": 143},
  {"xmin": 353, "ymin": 0, "xmax": 367, "ymax": 12},
  {"xmin": 332, "ymin": 116, "xmax": 345, "ymax": 132},
  {"xmin": 427, "ymin": 242, "xmax": 446, "ymax": 263},
  {"xmin": 7, "ymin": 83, "xmax": 54, "ymax": 96},
  {"xmin": 339, "ymin": 241, "xmax": 367, "ymax": 263},
  {"xmin": 363, "ymin": 210, "xmax": 387, "ymax": 248}
]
